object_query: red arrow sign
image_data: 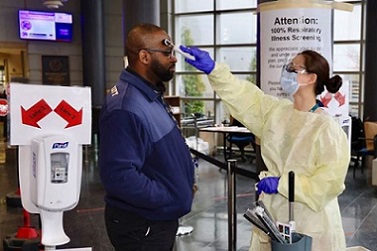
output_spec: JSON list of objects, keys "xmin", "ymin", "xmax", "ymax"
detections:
[
  {"xmin": 54, "ymin": 100, "xmax": 83, "ymax": 128},
  {"xmin": 21, "ymin": 99, "xmax": 53, "ymax": 128}
]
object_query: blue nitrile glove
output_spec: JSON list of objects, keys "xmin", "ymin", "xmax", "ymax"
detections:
[
  {"xmin": 256, "ymin": 177, "xmax": 280, "ymax": 195},
  {"xmin": 179, "ymin": 45, "xmax": 215, "ymax": 74}
]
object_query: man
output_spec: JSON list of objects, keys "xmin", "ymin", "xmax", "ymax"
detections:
[{"xmin": 99, "ymin": 23, "xmax": 195, "ymax": 251}]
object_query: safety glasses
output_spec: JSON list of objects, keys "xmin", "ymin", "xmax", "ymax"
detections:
[
  {"xmin": 141, "ymin": 48, "xmax": 175, "ymax": 58},
  {"xmin": 138, "ymin": 38, "xmax": 177, "ymax": 58},
  {"xmin": 139, "ymin": 38, "xmax": 183, "ymax": 59},
  {"xmin": 284, "ymin": 62, "xmax": 307, "ymax": 74}
]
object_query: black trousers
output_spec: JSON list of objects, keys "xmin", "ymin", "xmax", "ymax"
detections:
[{"xmin": 105, "ymin": 204, "xmax": 178, "ymax": 251}]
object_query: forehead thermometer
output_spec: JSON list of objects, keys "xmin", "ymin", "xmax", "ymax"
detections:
[{"xmin": 163, "ymin": 39, "xmax": 195, "ymax": 60}]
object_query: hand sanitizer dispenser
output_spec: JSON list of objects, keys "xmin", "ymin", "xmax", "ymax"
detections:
[
  {"xmin": 31, "ymin": 135, "xmax": 80, "ymax": 211},
  {"xmin": 30, "ymin": 135, "xmax": 82, "ymax": 246}
]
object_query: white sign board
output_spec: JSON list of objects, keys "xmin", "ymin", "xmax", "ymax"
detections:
[
  {"xmin": 260, "ymin": 7, "xmax": 332, "ymax": 98},
  {"xmin": 9, "ymin": 83, "xmax": 92, "ymax": 145}
]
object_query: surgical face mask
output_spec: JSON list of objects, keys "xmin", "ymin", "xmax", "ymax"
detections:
[
  {"xmin": 280, "ymin": 67, "xmax": 299, "ymax": 95},
  {"xmin": 280, "ymin": 64, "xmax": 308, "ymax": 96}
]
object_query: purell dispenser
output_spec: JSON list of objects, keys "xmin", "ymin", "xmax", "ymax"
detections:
[{"xmin": 30, "ymin": 135, "xmax": 82, "ymax": 246}]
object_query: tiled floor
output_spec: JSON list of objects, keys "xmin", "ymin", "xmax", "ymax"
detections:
[{"xmin": 1, "ymin": 146, "xmax": 377, "ymax": 251}]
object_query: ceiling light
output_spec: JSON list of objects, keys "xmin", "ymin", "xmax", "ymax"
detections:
[{"xmin": 43, "ymin": 0, "xmax": 64, "ymax": 9}]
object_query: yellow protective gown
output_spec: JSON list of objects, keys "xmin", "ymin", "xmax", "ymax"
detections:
[{"xmin": 208, "ymin": 63, "xmax": 350, "ymax": 251}]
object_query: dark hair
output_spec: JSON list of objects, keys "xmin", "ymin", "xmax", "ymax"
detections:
[{"xmin": 299, "ymin": 50, "xmax": 342, "ymax": 95}]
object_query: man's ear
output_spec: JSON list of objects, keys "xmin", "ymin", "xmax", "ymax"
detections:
[{"xmin": 138, "ymin": 50, "xmax": 150, "ymax": 64}]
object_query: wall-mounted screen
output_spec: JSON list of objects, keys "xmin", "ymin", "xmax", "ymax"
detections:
[{"xmin": 18, "ymin": 10, "xmax": 73, "ymax": 42}]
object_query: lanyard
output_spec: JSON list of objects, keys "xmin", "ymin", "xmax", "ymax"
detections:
[
  {"xmin": 160, "ymin": 95, "xmax": 180, "ymax": 128},
  {"xmin": 309, "ymin": 103, "xmax": 320, "ymax": 113}
]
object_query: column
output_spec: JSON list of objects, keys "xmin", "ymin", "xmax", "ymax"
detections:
[
  {"xmin": 81, "ymin": 0, "xmax": 106, "ymax": 107},
  {"xmin": 123, "ymin": 0, "xmax": 160, "ymax": 54},
  {"xmin": 363, "ymin": 1, "xmax": 377, "ymax": 121}
]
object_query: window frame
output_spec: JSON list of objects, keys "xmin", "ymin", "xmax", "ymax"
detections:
[{"xmin": 170, "ymin": 0, "xmax": 365, "ymax": 124}]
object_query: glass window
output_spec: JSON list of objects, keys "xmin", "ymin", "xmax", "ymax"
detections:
[
  {"xmin": 174, "ymin": 1, "xmax": 213, "ymax": 13},
  {"xmin": 175, "ymin": 74, "xmax": 214, "ymax": 99},
  {"xmin": 359, "ymin": 73, "xmax": 365, "ymax": 103},
  {"xmin": 339, "ymin": 74, "xmax": 360, "ymax": 103},
  {"xmin": 349, "ymin": 104, "xmax": 359, "ymax": 118},
  {"xmin": 175, "ymin": 53, "xmax": 191, "ymax": 72},
  {"xmin": 216, "ymin": 0, "xmax": 257, "ymax": 10},
  {"xmin": 334, "ymin": 4, "xmax": 361, "ymax": 41},
  {"xmin": 333, "ymin": 44, "xmax": 360, "ymax": 72},
  {"xmin": 175, "ymin": 15, "xmax": 214, "ymax": 46},
  {"xmin": 218, "ymin": 47, "xmax": 256, "ymax": 72},
  {"xmin": 181, "ymin": 99, "xmax": 215, "ymax": 120},
  {"xmin": 211, "ymin": 100, "xmax": 230, "ymax": 125},
  {"xmin": 217, "ymin": 12, "xmax": 257, "ymax": 44},
  {"xmin": 172, "ymin": 0, "xmax": 365, "ymax": 120},
  {"xmin": 176, "ymin": 48, "xmax": 214, "ymax": 72}
]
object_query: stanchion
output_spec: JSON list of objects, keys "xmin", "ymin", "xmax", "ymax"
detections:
[{"xmin": 227, "ymin": 159, "xmax": 237, "ymax": 251}]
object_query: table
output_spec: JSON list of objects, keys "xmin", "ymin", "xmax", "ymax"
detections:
[
  {"xmin": 199, "ymin": 126, "xmax": 253, "ymax": 161},
  {"xmin": 192, "ymin": 126, "xmax": 258, "ymax": 180}
]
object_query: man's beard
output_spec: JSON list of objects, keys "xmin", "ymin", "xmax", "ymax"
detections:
[{"xmin": 150, "ymin": 59, "xmax": 174, "ymax": 82}]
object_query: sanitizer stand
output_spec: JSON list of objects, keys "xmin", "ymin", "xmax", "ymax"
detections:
[
  {"xmin": 9, "ymin": 83, "xmax": 92, "ymax": 250},
  {"xmin": 30, "ymin": 135, "xmax": 81, "ymax": 246}
]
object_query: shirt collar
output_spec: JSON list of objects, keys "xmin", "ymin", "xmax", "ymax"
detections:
[{"xmin": 121, "ymin": 67, "xmax": 165, "ymax": 101}]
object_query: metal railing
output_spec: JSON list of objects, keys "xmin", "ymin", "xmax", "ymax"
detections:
[{"xmin": 189, "ymin": 148, "xmax": 257, "ymax": 251}]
